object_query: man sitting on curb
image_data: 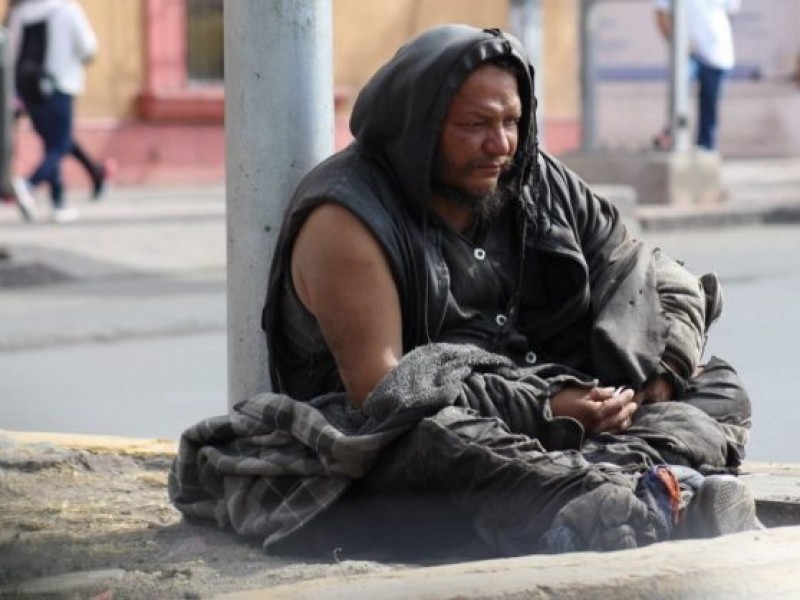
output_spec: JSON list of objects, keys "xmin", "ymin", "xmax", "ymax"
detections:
[{"xmin": 170, "ymin": 24, "xmax": 758, "ymax": 559}]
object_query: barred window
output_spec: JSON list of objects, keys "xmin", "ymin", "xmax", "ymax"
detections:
[{"xmin": 187, "ymin": 0, "xmax": 224, "ymax": 82}]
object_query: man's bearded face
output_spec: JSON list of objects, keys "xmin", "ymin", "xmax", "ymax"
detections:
[{"xmin": 431, "ymin": 64, "xmax": 521, "ymax": 219}]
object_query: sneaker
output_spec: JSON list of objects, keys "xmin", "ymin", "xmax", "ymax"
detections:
[
  {"xmin": 11, "ymin": 177, "xmax": 37, "ymax": 222},
  {"xmin": 52, "ymin": 206, "xmax": 79, "ymax": 223},
  {"xmin": 686, "ymin": 474, "xmax": 759, "ymax": 538}
]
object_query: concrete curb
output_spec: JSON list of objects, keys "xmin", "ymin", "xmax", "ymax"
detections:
[
  {"xmin": 215, "ymin": 528, "xmax": 800, "ymax": 600},
  {"xmin": 0, "ymin": 429, "xmax": 177, "ymax": 457},
  {"xmin": 636, "ymin": 200, "xmax": 800, "ymax": 232}
]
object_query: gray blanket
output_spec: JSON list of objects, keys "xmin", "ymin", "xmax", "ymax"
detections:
[{"xmin": 169, "ymin": 343, "xmax": 734, "ymax": 555}]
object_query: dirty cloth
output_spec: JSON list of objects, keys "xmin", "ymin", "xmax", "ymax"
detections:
[{"xmin": 169, "ymin": 343, "xmax": 741, "ymax": 557}]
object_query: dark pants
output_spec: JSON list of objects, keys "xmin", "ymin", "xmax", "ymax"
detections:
[
  {"xmin": 691, "ymin": 55, "xmax": 728, "ymax": 151},
  {"xmin": 275, "ymin": 357, "xmax": 751, "ymax": 560},
  {"xmin": 26, "ymin": 91, "xmax": 73, "ymax": 208}
]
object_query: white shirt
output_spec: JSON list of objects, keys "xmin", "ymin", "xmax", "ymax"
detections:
[
  {"xmin": 654, "ymin": 0, "xmax": 740, "ymax": 70},
  {"xmin": 7, "ymin": 0, "xmax": 98, "ymax": 96}
]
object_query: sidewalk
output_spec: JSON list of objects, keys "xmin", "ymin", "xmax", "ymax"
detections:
[
  {"xmin": 0, "ymin": 182, "xmax": 227, "ymax": 282},
  {"xmin": 638, "ymin": 156, "xmax": 800, "ymax": 230},
  {"xmin": 0, "ymin": 184, "xmax": 227, "ymax": 350},
  {"xmin": 0, "ymin": 430, "xmax": 799, "ymax": 599}
]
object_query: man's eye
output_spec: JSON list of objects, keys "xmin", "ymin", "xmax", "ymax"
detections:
[{"xmin": 504, "ymin": 117, "xmax": 520, "ymax": 127}]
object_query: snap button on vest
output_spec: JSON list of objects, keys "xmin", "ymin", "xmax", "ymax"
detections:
[
  {"xmin": 525, "ymin": 351, "xmax": 537, "ymax": 364},
  {"xmin": 474, "ymin": 248, "xmax": 486, "ymax": 260},
  {"xmin": 495, "ymin": 314, "xmax": 507, "ymax": 327}
]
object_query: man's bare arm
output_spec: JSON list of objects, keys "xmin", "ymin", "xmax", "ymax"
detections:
[{"xmin": 291, "ymin": 202, "xmax": 403, "ymax": 407}]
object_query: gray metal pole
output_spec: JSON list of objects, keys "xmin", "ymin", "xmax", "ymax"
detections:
[
  {"xmin": 224, "ymin": 1, "xmax": 334, "ymax": 409},
  {"xmin": 669, "ymin": 0, "xmax": 691, "ymax": 151},
  {"xmin": 579, "ymin": 0, "xmax": 598, "ymax": 152},
  {"xmin": 508, "ymin": 0, "xmax": 545, "ymax": 147}
]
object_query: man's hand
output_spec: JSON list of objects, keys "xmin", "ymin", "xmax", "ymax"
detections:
[{"xmin": 550, "ymin": 386, "xmax": 639, "ymax": 435}]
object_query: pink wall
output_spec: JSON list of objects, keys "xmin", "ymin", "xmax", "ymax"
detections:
[{"xmin": 9, "ymin": 0, "xmax": 580, "ymax": 192}]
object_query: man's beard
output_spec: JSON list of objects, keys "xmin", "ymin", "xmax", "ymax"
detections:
[{"xmin": 430, "ymin": 155, "xmax": 511, "ymax": 221}]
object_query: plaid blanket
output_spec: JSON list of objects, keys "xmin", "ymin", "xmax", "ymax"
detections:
[
  {"xmin": 168, "ymin": 392, "xmax": 403, "ymax": 547},
  {"xmin": 168, "ymin": 343, "xmax": 583, "ymax": 548}
]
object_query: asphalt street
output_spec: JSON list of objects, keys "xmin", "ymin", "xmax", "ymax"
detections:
[{"xmin": 646, "ymin": 224, "xmax": 800, "ymax": 463}]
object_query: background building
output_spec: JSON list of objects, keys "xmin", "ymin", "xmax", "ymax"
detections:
[
  {"xmin": 5, "ymin": 0, "xmax": 584, "ymax": 188},
  {"xmin": 5, "ymin": 0, "xmax": 798, "ymax": 191},
  {"xmin": 588, "ymin": 0, "xmax": 800, "ymax": 157}
]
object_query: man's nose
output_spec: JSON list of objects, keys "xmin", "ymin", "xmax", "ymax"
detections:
[{"xmin": 484, "ymin": 123, "xmax": 513, "ymax": 156}]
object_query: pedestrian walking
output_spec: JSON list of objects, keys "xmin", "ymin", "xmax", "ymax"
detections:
[
  {"xmin": 6, "ymin": 0, "xmax": 111, "ymax": 222},
  {"xmin": 652, "ymin": 0, "xmax": 740, "ymax": 151}
]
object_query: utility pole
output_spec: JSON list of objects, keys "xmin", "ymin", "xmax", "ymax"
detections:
[
  {"xmin": 668, "ymin": 0, "xmax": 691, "ymax": 151},
  {"xmin": 224, "ymin": 1, "xmax": 334, "ymax": 409},
  {"xmin": 508, "ymin": 0, "xmax": 545, "ymax": 146},
  {"xmin": 0, "ymin": 27, "xmax": 13, "ymax": 198},
  {"xmin": 579, "ymin": 0, "xmax": 598, "ymax": 151}
]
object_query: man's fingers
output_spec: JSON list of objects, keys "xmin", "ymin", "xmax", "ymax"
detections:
[
  {"xmin": 601, "ymin": 389, "xmax": 636, "ymax": 412},
  {"xmin": 589, "ymin": 387, "xmax": 616, "ymax": 401},
  {"xmin": 594, "ymin": 390, "xmax": 638, "ymax": 433}
]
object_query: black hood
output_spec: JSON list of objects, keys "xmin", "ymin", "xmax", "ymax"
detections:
[{"xmin": 349, "ymin": 24, "xmax": 539, "ymax": 214}]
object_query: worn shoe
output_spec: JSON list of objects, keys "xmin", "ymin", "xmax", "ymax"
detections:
[
  {"xmin": 52, "ymin": 206, "xmax": 79, "ymax": 223},
  {"xmin": 686, "ymin": 474, "xmax": 760, "ymax": 538},
  {"xmin": 11, "ymin": 177, "xmax": 37, "ymax": 222}
]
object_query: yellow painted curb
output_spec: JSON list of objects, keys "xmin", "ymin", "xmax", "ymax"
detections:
[{"xmin": 0, "ymin": 429, "xmax": 177, "ymax": 457}]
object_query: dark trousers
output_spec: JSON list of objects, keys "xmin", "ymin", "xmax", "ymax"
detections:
[
  {"xmin": 276, "ymin": 356, "xmax": 751, "ymax": 560},
  {"xmin": 691, "ymin": 55, "xmax": 728, "ymax": 151},
  {"xmin": 26, "ymin": 91, "xmax": 73, "ymax": 208}
]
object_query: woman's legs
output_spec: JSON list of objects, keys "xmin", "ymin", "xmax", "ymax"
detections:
[{"xmin": 25, "ymin": 91, "xmax": 73, "ymax": 210}]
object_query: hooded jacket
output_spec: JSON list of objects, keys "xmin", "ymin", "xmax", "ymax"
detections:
[{"xmin": 262, "ymin": 24, "xmax": 711, "ymax": 402}]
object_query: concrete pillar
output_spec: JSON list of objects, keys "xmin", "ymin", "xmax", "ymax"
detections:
[
  {"xmin": 508, "ymin": 0, "xmax": 545, "ymax": 145},
  {"xmin": 578, "ymin": 0, "xmax": 598, "ymax": 151},
  {"xmin": 0, "ymin": 27, "xmax": 13, "ymax": 197},
  {"xmin": 669, "ymin": 0, "xmax": 691, "ymax": 151},
  {"xmin": 224, "ymin": 1, "xmax": 334, "ymax": 409}
]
